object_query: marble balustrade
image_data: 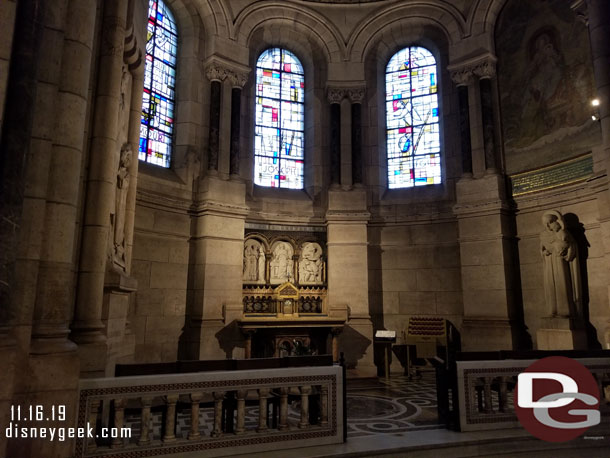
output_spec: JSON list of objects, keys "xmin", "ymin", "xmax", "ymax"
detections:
[
  {"xmin": 75, "ymin": 365, "xmax": 343, "ymax": 457},
  {"xmin": 454, "ymin": 357, "xmax": 610, "ymax": 431}
]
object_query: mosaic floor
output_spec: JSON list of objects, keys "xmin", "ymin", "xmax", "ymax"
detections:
[
  {"xmin": 120, "ymin": 370, "xmax": 445, "ymax": 445},
  {"xmin": 345, "ymin": 370, "xmax": 445, "ymax": 438}
]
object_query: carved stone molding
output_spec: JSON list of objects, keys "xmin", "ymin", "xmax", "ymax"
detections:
[
  {"xmin": 570, "ymin": 0, "xmax": 588, "ymax": 26},
  {"xmin": 448, "ymin": 54, "xmax": 497, "ymax": 84},
  {"xmin": 326, "ymin": 87, "xmax": 345, "ymax": 104}
]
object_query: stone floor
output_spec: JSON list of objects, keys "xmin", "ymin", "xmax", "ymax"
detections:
[{"xmin": 345, "ymin": 370, "xmax": 444, "ymax": 438}]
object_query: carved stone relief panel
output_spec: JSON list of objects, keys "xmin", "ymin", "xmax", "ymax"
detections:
[
  {"xmin": 243, "ymin": 238, "xmax": 266, "ymax": 283},
  {"xmin": 269, "ymin": 241, "xmax": 294, "ymax": 284},
  {"xmin": 298, "ymin": 242, "xmax": 325, "ymax": 285}
]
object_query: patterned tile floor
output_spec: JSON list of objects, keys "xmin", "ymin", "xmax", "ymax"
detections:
[
  {"xmin": 120, "ymin": 370, "xmax": 445, "ymax": 445},
  {"xmin": 346, "ymin": 370, "xmax": 444, "ymax": 438}
]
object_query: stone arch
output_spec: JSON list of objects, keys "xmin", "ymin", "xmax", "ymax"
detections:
[
  {"xmin": 361, "ymin": 19, "xmax": 455, "ymax": 194},
  {"xmin": 348, "ymin": 2, "xmax": 467, "ymax": 62},
  {"xmin": 241, "ymin": 19, "xmax": 332, "ymax": 196},
  {"xmin": 233, "ymin": 3, "xmax": 344, "ymax": 63}
]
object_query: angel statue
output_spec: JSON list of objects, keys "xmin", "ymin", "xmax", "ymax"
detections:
[{"xmin": 539, "ymin": 210, "xmax": 581, "ymax": 318}]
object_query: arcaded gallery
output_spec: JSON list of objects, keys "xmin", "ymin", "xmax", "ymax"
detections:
[{"xmin": 1, "ymin": 0, "xmax": 610, "ymax": 456}]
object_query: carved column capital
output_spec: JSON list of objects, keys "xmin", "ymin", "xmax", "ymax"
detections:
[
  {"xmin": 227, "ymin": 69, "xmax": 250, "ymax": 88},
  {"xmin": 347, "ymin": 86, "xmax": 366, "ymax": 104},
  {"xmin": 450, "ymin": 68, "xmax": 474, "ymax": 87},
  {"xmin": 205, "ymin": 63, "xmax": 228, "ymax": 82},
  {"xmin": 473, "ymin": 59, "xmax": 497, "ymax": 80},
  {"xmin": 327, "ymin": 87, "xmax": 345, "ymax": 104}
]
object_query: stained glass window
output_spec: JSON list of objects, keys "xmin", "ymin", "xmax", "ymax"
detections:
[
  {"xmin": 140, "ymin": 0, "xmax": 177, "ymax": 168},
  {"xmin": 254, "ymin": 48, "xmax": 305, "ymax": 189},
  {"xmin": 386, "ymin": 47, "xmax": 441, "ymax": 188}
]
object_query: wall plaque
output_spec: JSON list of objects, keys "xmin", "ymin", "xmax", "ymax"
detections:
[{"xmin": 509, "ymin": 154, "xmax": 593, "ymax": 196}]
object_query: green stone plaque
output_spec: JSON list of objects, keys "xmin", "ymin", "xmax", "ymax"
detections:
[{"xmin": 509, "ymin": 154, "xmax": 593, "ymax": 196}]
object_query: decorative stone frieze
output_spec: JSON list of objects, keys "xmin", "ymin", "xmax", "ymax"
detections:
[{"xmin": 448, "ymin": 54, "xmax": 497, "ymax": 83}]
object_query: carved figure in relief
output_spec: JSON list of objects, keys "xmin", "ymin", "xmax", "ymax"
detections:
[
  {"xmin": 270, "ymin": 242, "xmax": 293, "ymax": 283},
  {"xmin": 257, "ymin": 246, "xmax": 266, "ymax": 282},
  {"xmin": 112, "ymin": 143, "xmax": 132, "ymax": 268},
  {"xmin": 299, "ymin": 242, "xmax": 324, "ymax": 284},
  {"xmin": 243, "ymin": 239, "xmax": 263, "ymax": 282},
  {"xmin": 540, "ymin": 210, "xmax": 581, "ymax": 317}
]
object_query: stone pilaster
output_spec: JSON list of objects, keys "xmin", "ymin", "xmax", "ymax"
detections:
[
  {"xmin": 181, "ymin": 177, "xmax": 248, "ymax": 360},
  {"xmin": 326, "ymin": 188, "xmax": 376, "ymax": 376},
  {"xmin": 205, "ymin": 64, "xmax": 225, "ymax": 173}
]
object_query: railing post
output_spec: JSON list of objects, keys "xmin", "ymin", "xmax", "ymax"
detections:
[
  {"xmin": 320, "ymin": 384, "xmax": 329, "ymax": 426},
  {"xmin": 257, "ymin": 388, "xmax": 270, "ymax": 432},
  {"xmin": 212, "ymin": 391, "xmax": 225, "ymax": 437},
  {"xmin": 111, "ymin": 399, "xmax": 127, "ymax": 448},
  {"xmin": 483, "ymin": 377, "xmax": 493, "ymax": 414},
  {"xmin": 299, "ymin": 385, "xmax": 311, "ymax": 428},
  {"xmin": 189, "ymin": 392, "xmax": 203, "ymax": 440},
  {"xmin": 279, "ymin": 387, "xmax": 289, "ymax": 430},
  {"xmin": 138, "ymin": 396, "xmax": 153, "ymax": 445},
  {"xmin": 498, "ymin": 377, "xmax": 508, "ymax": 413},
  {"xmin": 340, "ymin": 352, "xmax": 347, "ymax": 442},
  {"xmin": 163, "ymin": 394, "xmax": 179, "ymax": 442},
  {"xmin": 235, "ymin": 390, "xmax": 247, "ymax": 434},
  {"xmin": 87, "ymin": 399, "xmax": 101, "ymax": 451}
]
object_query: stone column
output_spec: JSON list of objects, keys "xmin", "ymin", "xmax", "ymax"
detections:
[
  {"xmin": 326, "ymin": 189, "xmax": 376, "ymax": 376},
  {"xmin": 0, "ymin": 0, "xmax": 44, "ymax": 327},
  {"xmin": 227, "ymin": 70, "xmax": 248, "ymax": 178},
  {"xmin": 328, "ymin": 88, "xmax": 343, "ymax": 187},
  {"xmin": 0, "ymin": 2, "xmax": 44, "ymax": 455},
  {"xmin": 205, "ymin": 64, "xmax": 226, "ymax": 174},
  {"xmin": 451, "ymin": 56, "xmax": 522, "ymax": 351},
  {"xmin": 348, "ymin": 86, "xmax": 365, "ymax": 187},
  {"xmin": 449, "ymin": 69, "xmax": 473, "ymax": 176},
  {"xmin": 475, "ymin": 62, "xmax": 498, "ymax": 173},
  {"xmin": 72, "ymin": 0, "xmax": 129, "ymax": 365}
]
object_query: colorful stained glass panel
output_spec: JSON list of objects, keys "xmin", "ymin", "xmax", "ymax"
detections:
[
  {"xmin": 140, "ymin": 0, "xmax": 177, "ymax": 168},
  {"xmin": 386, "ymin": 47, "xmax": 441, "ymax": 189},
  {"xmin": 255, "ymin": 48, "xmax": 305, "ymax": 189}
]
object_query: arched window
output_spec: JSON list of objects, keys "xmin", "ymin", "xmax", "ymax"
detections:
[
  {"xmin": 254, "ymin": 48, "xmax": 305, "ymax": 189},
  {"xmin": 386, "ymin": 47, "xmax": 441, "ymax": 188},
  {"xmin": 139, "ymin": 0, "xmax": 177, "ymax": 168}
]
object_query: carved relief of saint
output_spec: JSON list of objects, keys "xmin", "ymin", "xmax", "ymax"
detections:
[
  {"xmin": 540, "ymin": 210, "xmax": 581, "ymax": 318},
  {"xmin": 270, "ymin": 242, "xmax": 294, "ymax": 284},
  {"xmin": 112, "ymin": 143, "xmax": 132, "ymax": 269},
  {"xmin": 299, "ymin": 242, "xmax": 324, "ymax": 284},
  {"xmin": 243, "ymin": 239, "xmax": 264, "ymax": 283}
]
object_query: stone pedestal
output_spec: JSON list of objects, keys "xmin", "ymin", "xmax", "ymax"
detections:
[
  {"xmin": 326, "ymin": 188, "xmax": 376, "ymax": 376},
  {"xmin": 454, "ymin": 174, "xmax": 520, "ymax": 351},
  {"xmin": 182, "ymin": 176, "xmax": 247, "ymax": 360},
  {"xmin": 537, "ymin": 317, "xmax": 587, "ymax": 350},
  {"xmin": 102, "ymin": 270, "xmax": 137, "ymax": 375}
]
